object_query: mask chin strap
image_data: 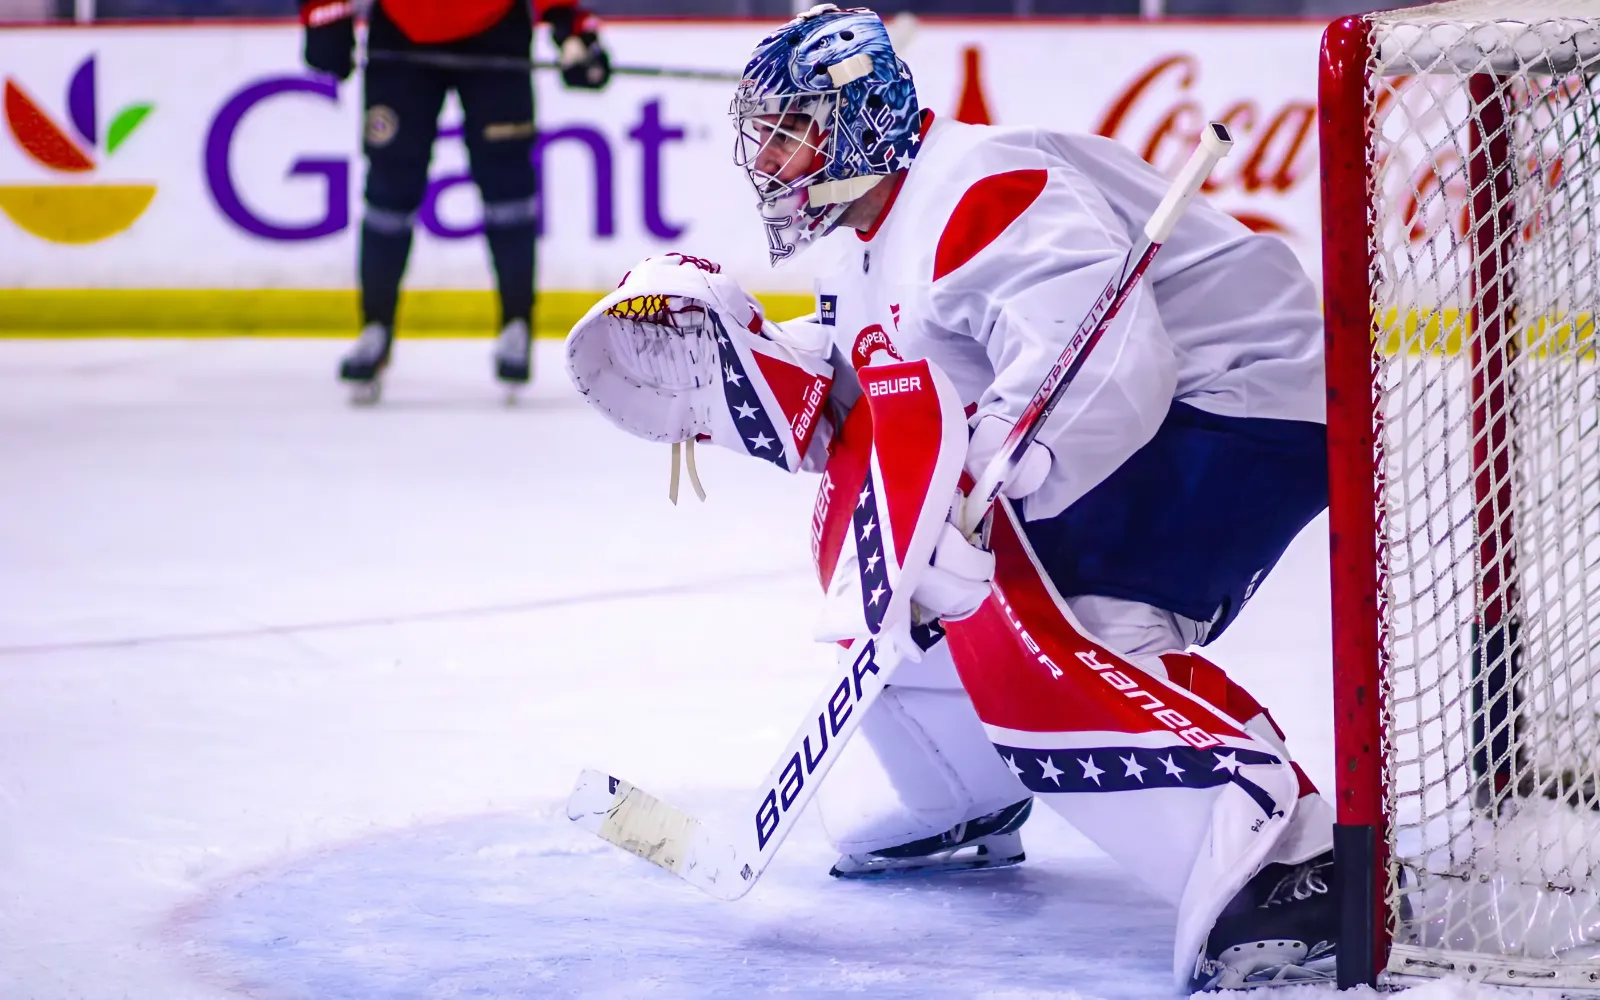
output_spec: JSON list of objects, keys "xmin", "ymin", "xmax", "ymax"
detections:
[
  {"xmin": 668, "ymin": 439, "xmax": 708, "ymax": 505},
  {"xmin": 806, "ymin": 173, "xmax": 884, "ymax": 206}
]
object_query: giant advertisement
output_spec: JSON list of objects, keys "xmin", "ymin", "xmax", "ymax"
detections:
[{"xmin": 0, "ymin": 19, "xmax": 1328, "ymax": 330}]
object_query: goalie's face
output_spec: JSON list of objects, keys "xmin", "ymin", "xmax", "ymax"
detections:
[
  {"xmin": 749, "ymin": 113, "xmax": 827, "ymax": 187},
  {"xmin": 731, "ymin": 86, "xmax": 849, "ymax": 265},
  {"xmin": 732, "ymin": 88, "xmax": 835, "ymax": 203}
]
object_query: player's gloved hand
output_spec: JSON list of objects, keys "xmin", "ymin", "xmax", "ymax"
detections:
[
  {"xmin": 300, "ymin": 0, "xmax": 355, "ymax": 81},
  {"xmin": 965, "ymin": 414, "xmax": 1053, "ymax": 500},
  {"xmin": 910, "ymin": 513, "xmax": 996, "ymax": 622},
  {"xmin": 544, "ymin": 6, "xmax": 612, "ymax": 90}
]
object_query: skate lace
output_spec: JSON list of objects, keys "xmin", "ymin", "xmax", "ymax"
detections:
[{"xmin": 1263, "ymin": 861, "xmax": 1330, "ymax": 908}]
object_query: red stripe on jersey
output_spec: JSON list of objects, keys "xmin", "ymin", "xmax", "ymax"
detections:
[{"xmin": 931, "ymin": 168, "xmax": 1047, "ymax": 282}]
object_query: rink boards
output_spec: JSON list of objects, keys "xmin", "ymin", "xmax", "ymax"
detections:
[{"xmin": 0, "ymin": 18, "xmax": 1330, "ymax": 336}]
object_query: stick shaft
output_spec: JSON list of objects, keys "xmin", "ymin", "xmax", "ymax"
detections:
[
  {"xmin": 364, "ymin": 48, "xmax": 742, "ymax": 83},
  {"xmin": 961, "ymin": 121, "xmax": 1234, "ymax": 533}
]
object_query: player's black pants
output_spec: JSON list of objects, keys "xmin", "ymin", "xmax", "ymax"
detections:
[{"xmin": 360, "ymin": 2, "xmax": 537, "ymax": 331}]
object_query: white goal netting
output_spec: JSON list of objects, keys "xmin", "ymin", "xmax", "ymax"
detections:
[{"xmin": 1361, "ymin": 0, "xmax": 1600, "ymax": 988}]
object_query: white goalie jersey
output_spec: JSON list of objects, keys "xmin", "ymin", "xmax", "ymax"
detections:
[{"xmin": 815, "ymin": 113, "xmax": 1326, "ymax": 521}]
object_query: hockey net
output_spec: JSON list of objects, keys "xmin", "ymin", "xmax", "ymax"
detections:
[{"xmin": 1321, "ymin": 0, "xmax": 1600, "ymax": 989}]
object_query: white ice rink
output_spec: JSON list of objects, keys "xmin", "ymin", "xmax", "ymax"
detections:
[{"xmin": 0, "ymin": 338, "xmax": 1527, "ymax": 999}]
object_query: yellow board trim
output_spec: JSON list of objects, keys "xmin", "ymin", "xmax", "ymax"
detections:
[
  {"xmin": 1377, "ymin": 307, "xmax": 1600, "ymax": 358},
  {"xmin": 0, "ymin": 289, "xmax": 817, "ymax": 338},
  {"xmin": 3, "ymin": 294, "xmax": 1594, "ymax": 359}
]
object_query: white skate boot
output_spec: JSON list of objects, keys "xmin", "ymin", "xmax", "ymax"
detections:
[
  {"xmin": 493, "ymin": 318, "xmax": 532, "ymax": 393},
  {"xmin": 339, "ymin": 322, "xmax": 393, "ymax": 405}
]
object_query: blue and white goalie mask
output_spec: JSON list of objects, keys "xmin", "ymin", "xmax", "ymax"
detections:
[{"xmin": 731, "ymin": 4, "xmax": 920, "ymax": 266}]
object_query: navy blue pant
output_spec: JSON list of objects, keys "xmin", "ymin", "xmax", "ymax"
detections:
[
  {"xmin": 1020, "ymin": 401, "xmax": 1327, "ymax": 643},
  {"xmin": 360, "ymin": 2, "xmax": 537, "ymax": 330}
]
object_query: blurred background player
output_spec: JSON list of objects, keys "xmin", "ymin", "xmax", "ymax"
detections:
[{"xmin": 299, "ymin": 0, "xmax": 611, "ymax": 401}]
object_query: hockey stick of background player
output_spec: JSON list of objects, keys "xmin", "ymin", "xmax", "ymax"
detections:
[
  {"xmin": 364, "ymin": 48, "xmax": 742, "ymax": 83},
  {"xmin": 566, "ymin": 121, "xmax": 1235, "ymax": 901},
  {"xmin": 362, "ymin": 13, "xmax": 919, "ymax": 84}
]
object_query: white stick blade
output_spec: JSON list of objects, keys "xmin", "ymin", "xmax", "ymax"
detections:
[
  {"xmin": 567, "ymin": 768, "xmax": 698, "ymax": 875},
  {"xmin": 567, "ymin": 768, "xmax": 750, "ymax": 899}
]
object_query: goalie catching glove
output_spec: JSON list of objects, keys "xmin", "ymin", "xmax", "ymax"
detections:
[{"xmin": 565, "ymin": 254, "xmax": 836, "ymax": 502}]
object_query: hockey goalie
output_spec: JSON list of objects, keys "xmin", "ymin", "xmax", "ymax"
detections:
[{"xmin": 564, "ymin": 5, "xmax": 1335, "ymax": 993}]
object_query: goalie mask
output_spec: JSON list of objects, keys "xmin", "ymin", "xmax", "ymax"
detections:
[
  {"xmin": 732, "ymin": 4, "xmax": 920, "ymax": 266},
  {"xmin": 565, "ymin": 254, "xmax": 836, "ymax": 501}
]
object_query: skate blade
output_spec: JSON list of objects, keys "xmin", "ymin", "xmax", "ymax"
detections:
[
  {"xmin": 348, "ymin": 377, "xmax": 383, "ymax": 406},
  {"xmin": 829, "ymin": 849, "xmax": 1025, "ymax": 881},
  {"xmin": 495, "ymin": 360, "xmax": 532, "ymax": 386}
]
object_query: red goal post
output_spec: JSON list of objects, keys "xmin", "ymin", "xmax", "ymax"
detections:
[{"xmin": 1321, "ymin": 2, "xmax": 1600, "ymax": 991}]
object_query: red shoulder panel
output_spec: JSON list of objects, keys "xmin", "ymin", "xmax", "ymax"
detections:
[{"xmin": 932, "ymin": 169, "xmax": 1048, "ymax": 282}]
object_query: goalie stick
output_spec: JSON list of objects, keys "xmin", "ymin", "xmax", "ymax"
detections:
[{"xmin": 566, "ymin": 122, "xmax": 1236, "ymax": 901}]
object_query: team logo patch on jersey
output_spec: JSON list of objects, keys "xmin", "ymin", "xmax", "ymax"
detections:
[
  {"xmin": 819, "ymin": 294, "xmax": 838, "ymax": 326},
  {"xmin": 364, "ymin": 106, "xmax": 398, "ymax": 148}
]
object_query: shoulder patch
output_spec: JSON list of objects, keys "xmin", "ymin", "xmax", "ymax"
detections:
[{"xmin": 932, "ymin": 169, "xmax": 1049, "ymax": 282}]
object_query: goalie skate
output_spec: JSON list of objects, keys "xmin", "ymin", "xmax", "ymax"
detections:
[
  {"xmin": 1187, "ymin": 850, "xmax": 1338, "ymax": 993},
  {"xmin": 340, "ymin": 322, "xmax": 392, "ymax": 406},
  {"xmin": 829, "ymin": 798, "xmax": 1031, "ymax": 880}
]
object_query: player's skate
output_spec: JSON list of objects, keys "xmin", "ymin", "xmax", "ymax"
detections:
[
  {"xmin": 829, "ymin": 798, "xmax": 1031, "ymax": 880},
  {"xmin": 493, "ymin": 318, "xmax": 532, "ymax": 395},
  {"xmin": 1188, "ymin": 850, "xmax": 1338, "ymax": 993},
  {"xmin": 339, "ymin": 322, "xmax": 393, "ymax": 405}
]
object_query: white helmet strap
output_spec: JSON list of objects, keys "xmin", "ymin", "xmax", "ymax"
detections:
[{"xmin": 807, "ymin": 173, "xmax": 884, "ymax": 209}]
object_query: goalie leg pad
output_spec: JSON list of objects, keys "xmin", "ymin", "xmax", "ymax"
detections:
[
  {"xmin": 818, "ymin": 643, "xmax": 1030, "ymax": 857},
  {"xmin": 1064, "ymin": 598, "xmax": 1337, "ymax": 901}
]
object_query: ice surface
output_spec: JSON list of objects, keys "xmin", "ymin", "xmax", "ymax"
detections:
[{"xmin": 0, "ymin": 339, "xmax": 1532, "ymax": 998}]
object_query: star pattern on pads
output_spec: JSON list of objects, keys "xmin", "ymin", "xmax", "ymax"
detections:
[
  {"xmin": 710, "ymin": 312, "xmax": 788, "ymax": 471},
  {"xmin": 852, "ymin": 472, "xmax": 891, "ymax": 635},
  {"xmin": 990, "ymin": 743, "xmax": 1286, "ymax": 819}
]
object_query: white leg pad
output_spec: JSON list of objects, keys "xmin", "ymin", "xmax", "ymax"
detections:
[{"xmin": 818, "ymin": 645, "xmax": 1029, "ymax": 855}]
